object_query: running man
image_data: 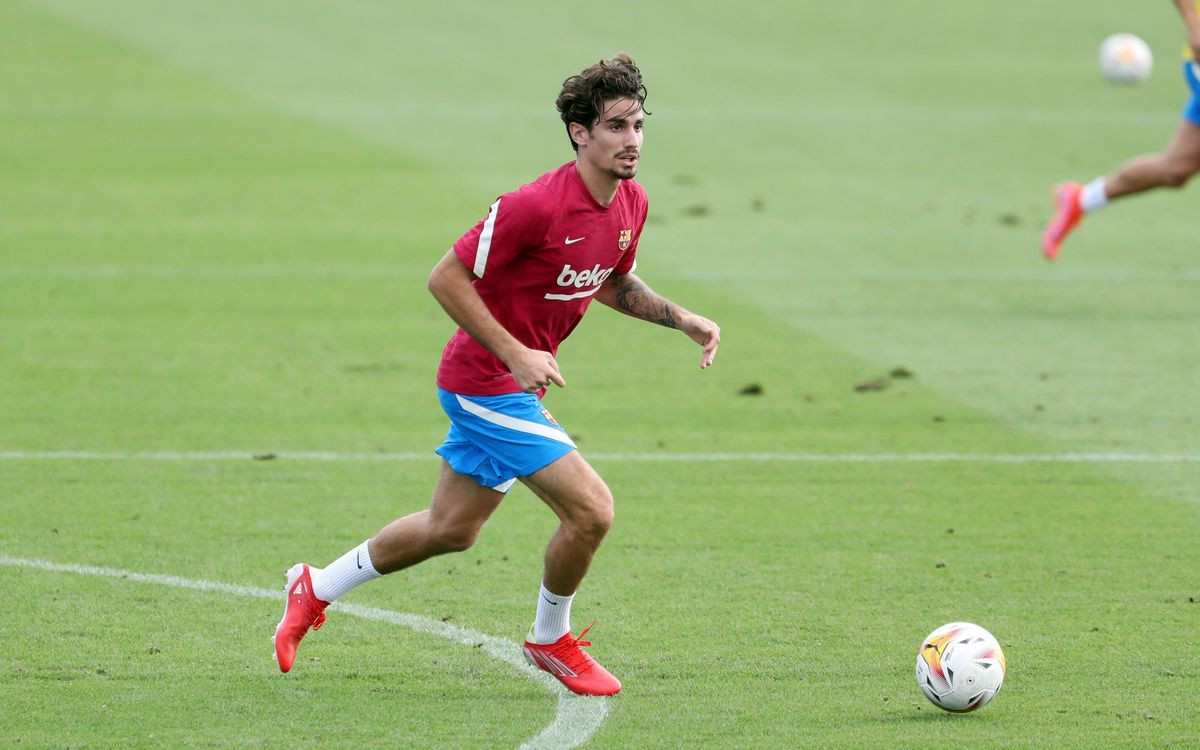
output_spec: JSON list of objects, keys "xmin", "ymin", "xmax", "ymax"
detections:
[
  {"xmin": 1042, "ymin": 0, "xmax": 1200, "ymax": 260},
  {"xmin": 273, "ymin": 53, "xmax": 720, "ymax": 696}
]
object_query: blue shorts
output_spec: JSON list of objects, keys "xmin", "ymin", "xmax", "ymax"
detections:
[
  {"xmin": 434, "ymin": 388, "xmax": 576, "ymax": 493},
  {"xmin": 1183, "ymin": 61, "xmax": 1200, "ymax": 125}
]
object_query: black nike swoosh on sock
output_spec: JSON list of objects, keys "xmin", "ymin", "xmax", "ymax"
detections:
[
  {"xmin": 541, "ymin": 594, "xmax": 559, "ymax": 606},
  {"xmin": 356, "ymin": 549, "xmax": 363, "ymax": 570}
]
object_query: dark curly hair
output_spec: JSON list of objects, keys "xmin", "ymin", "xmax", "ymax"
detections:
[{"xmin": 555, "ymin": 53, "xmax": 650, "ymax": 152}]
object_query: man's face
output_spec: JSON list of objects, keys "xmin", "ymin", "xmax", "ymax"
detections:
[{"xmin": 576, "ymin": 97, "xmax": 644, "ymax": 180}]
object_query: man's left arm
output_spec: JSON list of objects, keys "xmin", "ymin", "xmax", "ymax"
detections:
[{"xmin": 595, "ymin": 272, "xmax": 720, "ymax": 369}]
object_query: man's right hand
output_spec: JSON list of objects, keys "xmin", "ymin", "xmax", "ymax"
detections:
[{"xmin": 506, "ymin": 347, "xmax": 567, "ymax": 393}]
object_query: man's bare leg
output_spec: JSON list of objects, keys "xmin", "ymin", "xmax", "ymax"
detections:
[
  {"xmin": 275, "ymin": 462, "xmax": 504, "ymax": 672},
  {"xmin": 521, "ymin": 451, "xmax": 614, "ymax": 597},
  {"xmin": 518, "ymin": 450, "xmax": 622, "ymax": 695},
  {"xmin": 1105, "ymin": 119, "xmax": 1200, "ymax": 197},
  {"xmin": 367, "ymin": 461, "xmax": 506, "ymax": 574}
]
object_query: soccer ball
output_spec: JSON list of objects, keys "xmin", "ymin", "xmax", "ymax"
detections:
[
  {"xmin": 1099, "ymin": 33, "xmax": 1153, "ymax": 84},
  {"xmin": 915, "ymin": 622, "xmax": 1006, "ymax": 712}
]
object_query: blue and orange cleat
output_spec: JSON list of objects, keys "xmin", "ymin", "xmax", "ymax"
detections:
[
  {"xmin": 1041, "ymin": 182, "xmax": 1084, "ymax": 261},
  {"xmin": 522, "ymin": 623, "xmax": 622, "ymax": 696},
  {"xmin": 273, "ymin": 563, "xmax": 329, "ymax": 673}
]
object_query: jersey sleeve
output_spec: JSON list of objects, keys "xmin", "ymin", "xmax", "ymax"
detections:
[{"xmin": 452, "ymin": 188, "xmax": 550, "ymax": 279}]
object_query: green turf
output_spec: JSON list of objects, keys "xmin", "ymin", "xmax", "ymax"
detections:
[{"xmin": 3, "ymin": 0, "xmax": 1199, "ymax": 747}]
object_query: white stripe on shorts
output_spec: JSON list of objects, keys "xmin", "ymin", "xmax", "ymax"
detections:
[{"xmin": 454, "ymin": 395, "xmax": 577, "ymax": 448}]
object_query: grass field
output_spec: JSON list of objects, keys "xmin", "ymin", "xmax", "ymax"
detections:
[{"xmin": 3, "ymin": 1, "xmax": 1199, "ymax": 747}]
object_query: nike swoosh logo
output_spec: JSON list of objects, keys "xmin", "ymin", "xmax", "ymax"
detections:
[
  {"xmin": 564, "ymin": 236, "xmax": 585, "ymax": 245},
  {"xmin": 541, "ymin": 594, "xmax": 559, "ymax": 606},
  {"xmin": 356, "ymin": 549, "xmax": 363, "ymax": 570}
]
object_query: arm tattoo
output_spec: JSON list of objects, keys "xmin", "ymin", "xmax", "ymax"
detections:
[{"xmin": 609, "ymin": 274, "xmax": 678, "ymax": 329}]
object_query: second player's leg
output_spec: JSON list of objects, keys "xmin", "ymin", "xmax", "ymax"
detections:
[
  {"xmin": 520, "ymin": 451, "xmax": 614, "ymax": 596},
  {"xmin": 367, "ymin": 460, "xmax": 506, "ymax": 574},
  {"xmin": 1106, "ymin": 119, "xmax": 1200, "ymax": 198}
]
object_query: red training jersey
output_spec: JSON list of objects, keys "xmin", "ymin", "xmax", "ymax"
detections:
[{"xmin": 437, "ymin": 161, "xmax": 647, "ymax": 396}]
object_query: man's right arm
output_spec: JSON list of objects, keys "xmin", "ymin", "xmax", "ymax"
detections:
[{"xmin": 427, "ymin": 250, "xmax": 566, "ymax": 392}]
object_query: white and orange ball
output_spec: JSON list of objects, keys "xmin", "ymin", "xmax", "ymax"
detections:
[
  {"xmin": 915, "ymin": 621, "xmax": 1006, "ymax": 712},
  {"xmin": 1099, "ymin": 33, "xmax": 1153, "ymax": 84}
]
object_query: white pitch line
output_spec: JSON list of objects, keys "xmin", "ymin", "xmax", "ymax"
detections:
[
  {"xmin": 0, "ymin": 267, "xmax": 421, "ymax": 279},
  {"xmin": 0, "ymin": 450, "xmax": 432, "ymax": 461},
  {"xmin": 672, "ymin": 269, "xmax": 1200, "ymax": 283},
  {"xmin": 1, "ymin": 450, "xmax": 1199, "ymax": 463},
  {"xmin": 0, "ymin": 555, "xmax": 607, "ymax": 750},
  {"xmin": 4, "ymin": 267, "xmax": 1200, "ymax": 282}
]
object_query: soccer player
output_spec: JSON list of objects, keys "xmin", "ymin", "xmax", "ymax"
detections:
[
  {"xmin": 273, "ymin": 53, "xmax": 720, "ymax": 696},
  {"xmin": 1042, "ymin": 0, "xmax": 1200, "ymax": 260}
]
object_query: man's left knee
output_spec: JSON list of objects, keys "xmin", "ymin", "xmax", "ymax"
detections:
[{"xmin": 572, "ymin": 485, "xmax": 614, "ymax": 540}]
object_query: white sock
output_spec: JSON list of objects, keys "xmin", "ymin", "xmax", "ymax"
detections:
[
  {"xmin": 532, "ymin": 583, "xmax": 574, "ymax": 644},
  {"xmin": 1080, "ymin": 177, "xmax": 1109, "ymax": 213},
  {"xmin": 310, "ymin": 540, "xmax": 382, "ymax": 603}
]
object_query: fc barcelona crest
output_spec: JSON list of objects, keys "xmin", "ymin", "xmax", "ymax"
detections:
[{"xmin": 617, "ymin": 229, "xmax": 633, "ymax": 251}]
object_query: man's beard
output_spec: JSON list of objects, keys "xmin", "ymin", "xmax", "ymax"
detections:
[{"xmin": 611, "ymin": 155, "xmax": 638, "ymax": 180}]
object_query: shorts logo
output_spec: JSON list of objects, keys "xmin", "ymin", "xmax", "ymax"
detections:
[
  {"xmin": 540, "ymin": 408, "xmax": 559, "ymax": 426},
  {"xmin": 617, "ymin": 229, "xmax": 633, "ymax": 251}
]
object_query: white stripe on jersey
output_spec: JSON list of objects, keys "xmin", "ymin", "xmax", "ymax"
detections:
[
  {"xmin": 474, "ymin": 198, "xmax": 502, "ymax": 278},
  {"xmin": 454, "ymin": 395, "xmax": 577, "ymax": 448},
  {"xmin": 544, "ymin": 287, "xmax": 601, "ymax": 301}
]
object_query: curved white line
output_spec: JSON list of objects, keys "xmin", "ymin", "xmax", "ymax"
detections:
[{"xmin": 0, "ymin": 555, "xmax": 607, "ymax": 749}]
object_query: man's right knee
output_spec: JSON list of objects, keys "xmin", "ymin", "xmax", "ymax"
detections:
[{"xmin": 424, "ymin": 464, "xmax": 506, "ymax": 554}]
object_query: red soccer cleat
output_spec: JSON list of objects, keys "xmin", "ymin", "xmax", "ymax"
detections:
[
  {"xmin": 273, "ymin": 563, "xmax": 329, "ymax": 673},
  {"xmin": 1042, "ymin": 182, "xmax": 1084, "ymax": 261},
  {"xmin": 522, "ymin": 623, "xmax": 622, "ymax": 696}
]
